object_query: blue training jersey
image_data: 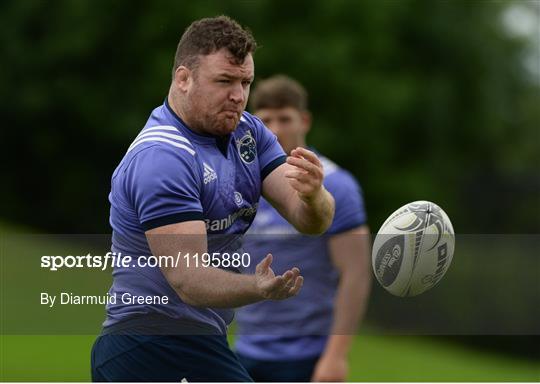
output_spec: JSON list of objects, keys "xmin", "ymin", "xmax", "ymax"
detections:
[
  {"xmin": 104, "ymin": 100, "xmax": 286, "ymax": 334},
  {"xmin": 235, "ymin": 154, "xmax": 367, "ymax": 360}
]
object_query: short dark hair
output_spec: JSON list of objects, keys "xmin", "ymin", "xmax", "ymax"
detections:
[
  {"xmin": 250, "ymin": 75, "xmax": 308, "ymax": 112},
  {"xmin": 173, "ymin": 15, "xmax": 257, "ymax": 76}
]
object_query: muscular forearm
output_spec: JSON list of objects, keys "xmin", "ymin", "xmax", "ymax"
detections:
[
  {"xmin": 291, "ymin": 186, "xmax": 335, "ymax": 234},
  {"xmin": 167, "ymin": 266, "xmax": 261, "ymax": 308},
  {"xmin": 148, "ymin": 222, "xmax": 303, "ymax": 309}
]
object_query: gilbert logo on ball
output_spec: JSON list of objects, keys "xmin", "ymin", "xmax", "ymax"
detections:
[{"xmin": 372, "ymin": 201, "xmax": 455, "ymax": 297}]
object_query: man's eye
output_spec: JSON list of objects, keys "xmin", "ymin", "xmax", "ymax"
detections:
[
  {"xmin": 218, "ymin": 79, "xmax": 230, "ymax": 83},
  {"xmin": 242, "ymin": 80, "xmax": 251, "ymax": 86}
]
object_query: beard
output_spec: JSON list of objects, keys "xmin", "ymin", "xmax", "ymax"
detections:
[
  {"xmin": 185, "ymin": 99, "xmax": 242, "ymax": 136},
  {"xmin": 187, "ymin": 111, "xmax": 238, "ymax": 136},
  {"xmin": 210, "ymin": 111, "xmax": 241, "ymax": 135}
]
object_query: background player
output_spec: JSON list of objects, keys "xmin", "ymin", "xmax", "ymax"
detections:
[
  {"xmin": 91, "ymin": 17, "xmax": 335, "ymax": 382},
  {"xmin": 235, "ymin": 75, "xmax": 371, "ymax": 382}
]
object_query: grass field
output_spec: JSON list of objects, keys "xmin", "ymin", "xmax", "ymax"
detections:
[{"xmin": 1, "ymin": 334, "xmax": 538, "ymax": 381}]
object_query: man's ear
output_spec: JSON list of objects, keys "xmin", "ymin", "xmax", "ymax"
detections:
[
  {"xmin": 301, "ymin": 110, "xmax": 312, "ymax": 134},
  {"xmin": 173, "ymin": 66, "xmax": 191, "ymax": 93}
]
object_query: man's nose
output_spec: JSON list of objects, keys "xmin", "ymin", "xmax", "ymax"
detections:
[{"xmin": 229, "ymin": 83, "xmax": 245, "ymax": 104}]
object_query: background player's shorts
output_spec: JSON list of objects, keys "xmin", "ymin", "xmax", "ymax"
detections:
[{"xmin": 91, "ymin": 334, "xmax": 252, "ymax": 382}]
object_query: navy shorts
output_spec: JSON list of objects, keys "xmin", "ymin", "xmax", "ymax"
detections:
[
  {"xmin": 237, "ymin": 354, "xmax": 319, "ymax": 382},
  {"xmin": 91, "ymin": 334, "xmax": 252, "ymax": 382}
]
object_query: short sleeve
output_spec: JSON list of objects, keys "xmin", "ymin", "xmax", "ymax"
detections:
[
  {"xmin": 245, "ymin": 113, "xmax": 286, "ymax": 180},
  {"xmin": 325, "ymin": 171, "xmax": 367, "ymax": 234},
  {"xmin": 124, "ymin": 145, "xmax": 204, "ymax": 230}
]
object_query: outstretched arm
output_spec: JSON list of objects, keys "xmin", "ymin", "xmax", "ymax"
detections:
[
  {"xmin": 146, "ymin": 220, "xmax": 303, "ymax": 308},
  {"xmin": 262, "ymin": 147, "xmax": 335, "ymax": 234}
]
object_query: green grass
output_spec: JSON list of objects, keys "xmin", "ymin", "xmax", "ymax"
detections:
[
  {"xmin": 348, "ymin": 335, "xmax": 539, "ymax": 381},
  {"xmin": 1, "ymin": 334, "xmax": 538, "ymax": 381},
  {"xmin": 1, "ymin": 336, "xmax": 96, "ymax": 381}
]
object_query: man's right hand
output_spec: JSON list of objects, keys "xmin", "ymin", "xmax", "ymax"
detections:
[{"xmin": 255, "ymin": 254, "xmax": 303, "ymax": 300}]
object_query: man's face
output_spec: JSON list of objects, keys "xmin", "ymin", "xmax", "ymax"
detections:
[
  {"xmin": 255, "ymin": 107, "xmax": 310, "ymax": 154},
  {"xmin": 184, "ymin": 49, "xmax": 254, "ymax": 136}
]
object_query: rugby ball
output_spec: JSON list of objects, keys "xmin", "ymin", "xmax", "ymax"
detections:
[{"xmin": 372, "ymin": 201, "xmax": 455, "ymax": 297}]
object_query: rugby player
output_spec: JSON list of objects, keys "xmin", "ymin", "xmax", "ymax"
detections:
[
  {"xmin": 236, "ymin": 75, "xmax": 371, "ymax": 382},
  {"xmin": 91, "ymin": 17, "xmax": 334, "ymax": 382}
]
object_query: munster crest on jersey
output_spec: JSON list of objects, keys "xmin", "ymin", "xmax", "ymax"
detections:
[{"xmin": 237, "ymin": 130, "xmax": 256, "ymax": 164}]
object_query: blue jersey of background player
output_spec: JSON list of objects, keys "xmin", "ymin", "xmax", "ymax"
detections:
[
  {"xmin": 235, "ymin": 75, "xmax": 372, "ymax": 382},
  {"xmin": 91, "ymin": 17, "xmax": 336, "ymax": 382}
]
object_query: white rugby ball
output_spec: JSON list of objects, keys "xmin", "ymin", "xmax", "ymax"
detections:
[{"xmin": 372, "ymin": 201, "xmax": 455, "ymax": 297}]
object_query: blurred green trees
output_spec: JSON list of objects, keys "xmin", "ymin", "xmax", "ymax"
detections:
[{"xmin": 2, "ymin": 0, "xmax": 538, "ymax": 233}]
